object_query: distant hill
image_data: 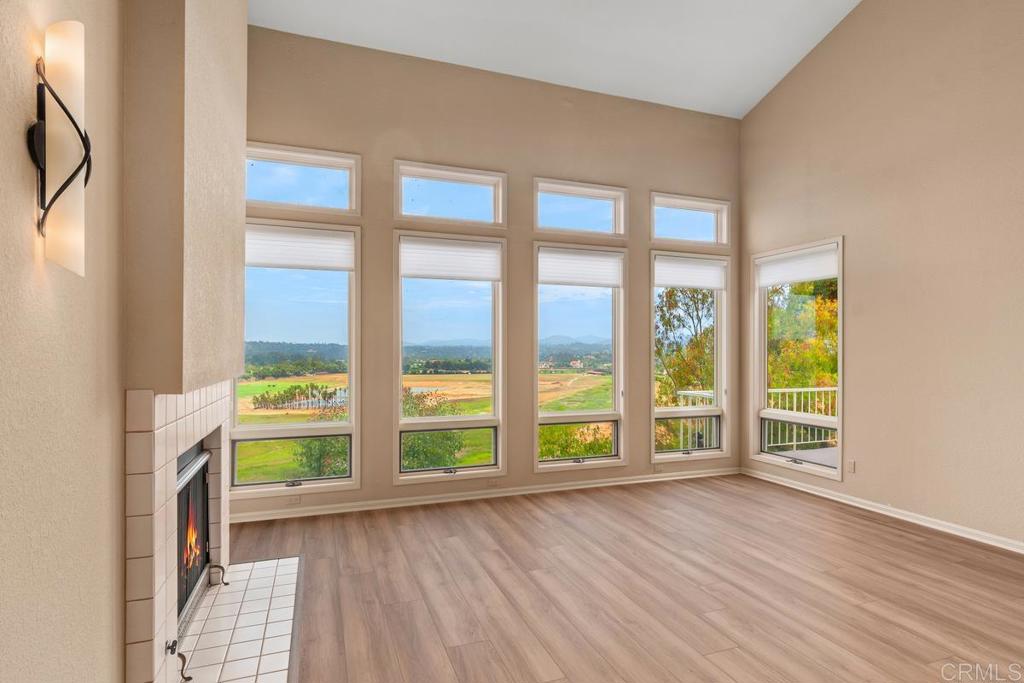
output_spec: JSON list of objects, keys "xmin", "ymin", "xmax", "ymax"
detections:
[{"xmin": 246, "ymin": 341, "xmax": 348, "ymax": 363}]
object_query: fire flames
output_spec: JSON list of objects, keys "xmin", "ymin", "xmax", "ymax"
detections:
[{"xmin": 182, "ymin": 500, "xmax": 201, "ymax": 574}]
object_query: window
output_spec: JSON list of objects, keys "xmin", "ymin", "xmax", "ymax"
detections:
[
  {"xmin": 651, "ymin": 193, "xmax": 728, "ymax": 243},
  {"xmin": 753, "ymin": 240, "xmax": 842, "ymax": 478},
  {"xmin": 246, "ymin": 143, "xmax": 360, "ymax": 214},
  {"xmin": 535, "ymin": 179, "xmax": 627, "ymax": 235},
  {"xmin": 536, "ymin": 246, "xmax": 624, "ymax": 467},
  {"xmin": 233, "ymin": 223, "xmax": 358, "ymax": 489},
  {"xmin": 397, "ymin": 234, "xmax": 504, "ymax": 479},
  {"xmin": 395, "ymin": 161, "xmax": 506, "ymax": 226},
  {"xmin": 652, "ymin": 253, "xmax": 727, "ymax": 460}
]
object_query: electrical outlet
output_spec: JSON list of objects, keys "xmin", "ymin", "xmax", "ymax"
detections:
[
  {"xmin": 846, "ymin": 460, "xmax": 856, "ymax": 474},
  {"xmin": 654, "ymin": 464, "xmax": 665, "ymax": 473},
  {"xmin": 284, "ymin": 495, "xmax": 302, "ymax": 507},
  {"xmin": 486, "ymin": 478, "xmax": 499, "ymax": 488}
]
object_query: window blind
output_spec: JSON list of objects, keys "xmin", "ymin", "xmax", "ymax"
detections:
[
  {"xmin": 654, "ymin": 255, "xmax": 726, "ymax": 290},
  {"xmin": 400, "ymin": 236, "xmax": 502, "ymax": 281},
  {"xmin": 537, "ymin": 246, "xmax": 623, "ymax": 288},
  {"xmin": 757, "ymin": 243, "xmax": 838, "ymax": 288},
  {"xmin": 245, "ymin": 225, "xmax": 355, "ymax": 271}
]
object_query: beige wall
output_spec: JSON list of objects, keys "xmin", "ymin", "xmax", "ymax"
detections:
[
  {"xmin": 740, "ymin": 0, "xmax": 1024, "ymax": 540},
  {"xmin": 0, "ymin": 1, "xmax": 125, "ymax": 681},
  {"xmin": 236, "ymin": 28, "xmax": 741, "ymax": 517},
  {"xmin": 125, "ymin": 0, "xmax": 247, "ymax": 395}
]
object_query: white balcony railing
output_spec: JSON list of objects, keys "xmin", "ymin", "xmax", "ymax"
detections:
[
  {"xmin": 676, "ymin": 389, "xmax": 715, "ymax": 407},
  {"xmin": 766, "ymin": 387, "xmax": 837, "ymax": 417}
]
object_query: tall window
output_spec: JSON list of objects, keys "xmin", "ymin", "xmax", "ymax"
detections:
[
  {"xmin": 652, "ymin": 254, "xmax": 727, "ymax": 459},
  {"xmin": 246, "ymin": 143, "xmax": 360, "ymax": 215},
  {"xmin": 536, "ymin": 246, "xmax": 624, "ymax": 466},
  {"xmin": 754, "ymin": 240, "xmax": 841, "ymax": 476},
  {"xmin": 398, "ymin": 234, "xmax": 503, "ymax": 478},
  {"xmin": 234, "ymin": 224, "xmax": 358, "ymax": 487}
]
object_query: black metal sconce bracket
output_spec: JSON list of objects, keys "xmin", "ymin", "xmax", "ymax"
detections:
[{"xmin": 26, "ymin": 57, "xmax": 92, "ymax": 237}]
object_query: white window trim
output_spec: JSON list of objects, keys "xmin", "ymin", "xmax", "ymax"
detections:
[
  {"xmin": 246, "ymin": 142, "xmax": 361, "ymax": 218},
  {"xmin": 650, "ymin": 250, "xmax": 730, "ymax": 464},
  {"xmin": 533, "ymin": 241, "xmax": 627, "ymax": 473},
  {"xmin": 231, "ymin": 219, "xmax": 361, "ymax": 499},
  {"xmin": 534, "ymin": 178, "xmax": 628, "ymax": 237},
  {"xmin": 394, "ymin": 160, "xmax": 507, "ymax": 228},
  {"xmin": 393, "ymin": 230, "xmax": 507, "ymax": 485},
  {"xmin": 749, "ymin": 236, "xmax": 844, "ymax": 481},
  {"xmin": 650, "ymin": 192, "xmax": 730, "ymax": 246}
]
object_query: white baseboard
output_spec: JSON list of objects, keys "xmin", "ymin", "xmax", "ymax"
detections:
[
  {"xmin": 742, "ymin": 468, "xmax": 1024, "ymax": 556},
  {"xmin": 230, "ymin": 466, "xmax": 741, "ymax": 523}
]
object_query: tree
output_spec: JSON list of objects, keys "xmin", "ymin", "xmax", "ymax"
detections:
[
  {"xmin": 294, "ymin": 436, "xmax": 349, "ymax": 478},
  {"xmin": 399, "ymin": 388, "xmax": 466, "ymax": 470},
  {"xmin": 538, "ymin": 422, "xmax": 613, "ymax": 460},
  {"xmin": 654, "ymin": 287, "xmax": 716, "ymax": 407},
  {"xmin": 766, "ymin": 279, "xmax": 838, "ymax": 389}
]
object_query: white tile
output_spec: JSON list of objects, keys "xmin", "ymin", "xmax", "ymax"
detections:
[
  {"xmin": 252, "ymin": 560, "xmax": 278, "ymax": 570},
  {"xmin": 195, "ymin": 629, "xmax": 233, "ymax": 650},
  {"xmin": 192, "ymin": 605, "xmax": 212, "ymax": 621},
  {"xmin": 275, "ymin": 565, "xmax": 297, "ymax": 576},
  {"xmin": 186, "ymin": 619, "xmax": 206, "ymax": 637},
  {"xmin": 273, "ymin": 574, "xmax": 296, "ymax": 587},
  {"xmin": 270, "ymin": 584, "xmax": 295, "ymax": 598},
  {"xmin": 188, "ymin": 645, "xmax": 228, "ymax": 668},
  {"xmin": 214, "ymin": 591, "xmax": 244, "ymax": 606},
  {"xmin": 234, "ymin": 611, "xmax": 268, "ymax": 628},
  {"xmin": 125, "ymin": 515, "xmax": 155, "ymax": 559},
  {"xmin": 219, "ymin": 657, "xmax": 259, "ymax": 682},
  {"xmin": 230, "ymin": 562, "xmax": 254, "ymax": 571},
  {"xmin": 125, "ymin": 473, "xmax": 155, "ymax": 517},
  {"xmin": 263, "ymin": 620, "xmax": 291, "ymax": 639},
  {"xmin": 267, "ymin": 607, "xmax": 292, "ymax": 624},
  {"xmin": 247, "ymin": 577, "xmax": 273, "ymax": 589},
  {"xmin": 184, "ymin": 662, "xmax": 222, "ymax": 683},
  {"xmin": 208, "ymin": 602, "xmax": 242, "ymax": 619},
  {"xmin": 155, "ymin": 394, "xmax": 167, "ymax": 429},
  {"xmin": 261, "ymin": 635, "xmax": 291, "ymax": 656},
  {"xmin": 230, "ymin": 624, "xmax": 265, "ymax": 644},
  {"xmin": 269, "ymin": 595, "xmax": 294, "ymax": 611},
  {"xmin": 203, "ymin": 615, "xmax": 238, "ymax": 633},
  {"xmin": 180, "ymin": 635, "xmax": 199, "ymax": 652},
  {"xmin": 176, "ymin": 394, "xmax": 186, "ymax": 420},
  {"xmin": 226, "ymin": 639, "xmax": 263, "ymax": 662},
  {"xmin": 125, "ymin": 556, "xmax": 155, "ymax": 601},
  {"xmin": 126, "ymin": 432, "xmax": 157, "ymax": 474},
  {"xmin": 250, "ymin": 567, "xmax": 276, "ymax": 579},
  {"xmin": 240, "ymin": 599, "xmax": 270, "ymax": 614},
  {"xmin": 255, "ymin": 671, "xmax": 288, "ymax": 683},
  {"xmin": 125, "ymin": 599, "xmax": 155, "ymax": 643},
  {"xmin": 243, "ymin": 587, "xmax": 272, "ymax": 601},
  {"xmin": 278, "ymin": 557, "xmax": 299, "ymax": 567},
  {"xmin": 125, "ymin": 641, "xmax": 152, "ymax": 683},
  {"xmin": 257, "ymin": 651, "xmax": 289, "ymax": 675},
  {"xmin": 220, "ymin": 580, "xmax": 247, "ymax": 594},
  {"xmin": 126, "ymin": 389, "xmax": 155, "ymax": 432}
]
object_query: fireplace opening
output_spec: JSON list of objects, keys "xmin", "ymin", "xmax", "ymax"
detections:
[{"xmin": 177, "ymin": 443, "xmax": 210, "ymax": 618}]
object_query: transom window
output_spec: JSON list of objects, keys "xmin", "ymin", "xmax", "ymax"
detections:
[
  {"xmin": 651, "ymin": 192, "xmax": 728, "ymax": 244},
  {"xmin": 652, "ymin": 253, "xmax": 727, "ymax": 460},
  {"xmin": 754, "ymin": 240, "xmax": 842, "ymax": 478},
  {"xmin": 397, "ymin": 234, "xmax": 504, "ymax": 479},
  {"xmin": 395, "ymin": 161, "xmax": 506, "ymax": 226},
  {"xmin": 535, "ymin": 179, "xmax": 627, "ymax": 235},
  {"xmin": 536, "ymin": 245, "xmax": 624, "ymax": 467},
  {"xmin": 234, "ymin": 223, "xmax": 358, "ymax": 488},
  {"xmin": 246, "ymin": 143, "xmax": 360, "ymax": 214}
]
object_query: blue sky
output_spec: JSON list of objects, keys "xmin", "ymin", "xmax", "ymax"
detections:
[
  {"xmin": 538, "ymin": 192, "xmax": 614, "ymax": 232},
  {"xmin": 402, "ymin": 177, "xmax": 494, "ymax": 222},
  {"xmin": 654, "ymin": 206, "xmax": 716, "ymax": 241},
  {"xmin": 246, "ymin": 159, "xmax": 350, "ymax": 210},
  {"xmin": 245, "ymin": 268, "xmax": 348, "ymax": 344}
]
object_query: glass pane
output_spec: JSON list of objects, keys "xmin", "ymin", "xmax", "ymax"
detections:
[
  {"xmin": 402, "ymin": 279, "xmax": 494, "ymax": 417},
  {"xmin": 655, "ymin": 416, "xmax": 720, "ymax": 453},
  {"xmin": 538, "ymin": 192, "xmax": 615, "ymax": 233},
  {"xmin": 400, "ymin": 428, "xmax": 496, "ymax": 472},
  {"xmin": 246, "ymin": 159, "xmax": 350, "ymax": 210},
  {"xmin": 654, "ymin": 287, "xmax": 716, "ymax": 408},
  {"xmin": 760, "ymin": 418, "xmax": 838, "ymax": 469},
  {"xmin": 538, "ymin": 285, "xmax": 614, "ymax": 413},
  {"xmin": 235, "ymin": 435, "xmax": 351, "ymax": 485},
  {"xmin": 538, "ymin": 421, "xmax": 616, "ymax": 461},
  {"xmin": 401, "ymin": 176, "xmax": 495, "ymax": 223},
  {"xmin": 238, "ymin": 268, "xmax": 350, "ymax": 425},
  {"xmin": 765, "ymin": 278, "xmax": 839, "ymax": 417},
  {"xmin": 654, "ymin": 206, "xmax": 716, "ymax": 241}
]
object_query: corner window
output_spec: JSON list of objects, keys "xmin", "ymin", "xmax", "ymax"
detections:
[
  {"xmin": 398, "ymin": 234, "xmax": 504, "ymax": 479},
  {"xmin": 652, "ymin": 253, "xmax": 727, "ymax": 460},
  {"xmin": 535, "ymin": 179, "xmax": 627, "ymax": 235},
  {"xmin": 395, "ymin": 161, "xmax": 506, "ymax": 226},
  {"xmin": 536, "ymin": 246, "xmax": 624, "ymax": 467},
  {"xmin": 234, "ymin": 224, "xmax": 358, "ymax": 488},
  {"xmin": 754, "ymin": 240, "xmax": 842, "ymax": 477},
  {"xmin": 246, "ymin": 143, "xmax": 360, "ymax": 215},
  {"xmin": 651, "ymin": 193, "xmax": 728, "ymax": 244}
]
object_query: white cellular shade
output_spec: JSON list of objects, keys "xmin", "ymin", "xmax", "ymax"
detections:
[
  {"xmin": 537, "ymin": 247, "xmax": 623, "ymax": 288},
  {"xmin": 246, "ymin": 225, "xmax": 355, "ymax": 271},
  {"xmin": 757, "ymin": 243, "xmax": 838, "ymax": 288},
  {"xmin": 654, "ymin": 255, "xmax": 726, "ymax": 290},
  {"xmin": 400, "ymin": 236, "xmax": 502, "ymax": 281}
]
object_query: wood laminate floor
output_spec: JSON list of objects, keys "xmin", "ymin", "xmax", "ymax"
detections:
[{"xmin": 230, "ymin": 475, "xmax": 1024, "ymax": 682}]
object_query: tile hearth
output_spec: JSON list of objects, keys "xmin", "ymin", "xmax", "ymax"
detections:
[{"xmin": 177, "ymin": 557, "xmax": 299, "ymax": 683}]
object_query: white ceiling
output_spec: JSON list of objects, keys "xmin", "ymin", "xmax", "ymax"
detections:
[{"xmin": 248, "ymin": 0, "xmax": 859, "ymax": 119}]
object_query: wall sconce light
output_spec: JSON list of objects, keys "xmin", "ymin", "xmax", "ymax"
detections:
[{"xmin": 27, "ymin": 20, "xmax": 90, "ymax": 276}]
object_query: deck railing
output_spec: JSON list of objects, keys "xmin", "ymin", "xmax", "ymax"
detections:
[{"xmin": 766, "ymin": 387, "xmax": 837, "ymax": 417}]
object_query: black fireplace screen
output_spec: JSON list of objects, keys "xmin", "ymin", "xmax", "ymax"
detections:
[{"xmin": 177, "ymin": 461, "xmax": 210, "ymax": 615}]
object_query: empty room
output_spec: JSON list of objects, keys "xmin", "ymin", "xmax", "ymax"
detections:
[{"xmin": 3, "ymin": 0, "xmax": 1024, "ymax": 681}]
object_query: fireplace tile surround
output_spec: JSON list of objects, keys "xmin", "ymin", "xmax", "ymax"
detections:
[{"xmin": 125, "ymin": 382, "xmax": 232, "ymax": 683}]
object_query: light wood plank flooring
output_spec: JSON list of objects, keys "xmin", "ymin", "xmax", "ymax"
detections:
[{"xmin": 230, "ymin": 474, "xmax": 1024, "ymax": 683}]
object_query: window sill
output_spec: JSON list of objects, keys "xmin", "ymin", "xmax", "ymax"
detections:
[
  {"xmin": 750, "ymin": 451, "xmax": 842, "ymax": 481},
  {"xmin": 535, "ymin": 456, "xmax": 626, "ymax": 474},
  {"xmin": 394, "ymin": 465, "xmax": 505, "ymax": 486},
  {"xmin": 652, "ymin": 449, "xmax": 729, "ymax": 464},
  {"xmin": 230, "ymin": 477, "xmax": 360, "ymax": 500}
]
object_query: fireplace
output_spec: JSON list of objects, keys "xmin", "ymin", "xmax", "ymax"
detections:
[{"xmin": 176, "ymin": 442, "xmax": 210, "ymax": 620}]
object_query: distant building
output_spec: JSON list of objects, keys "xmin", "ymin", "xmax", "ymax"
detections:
[{"xmin": 570, "ymin": 359, "xmax": 583, "ymax": 369}]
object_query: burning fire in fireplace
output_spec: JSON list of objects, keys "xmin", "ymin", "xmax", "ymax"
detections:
[
  {"xmin": 177, "ymin": 444, "xmax": 210, "ymax": 616},
  {"xmin": 182, "ymin": 499, "xmax": 202, "ymax": 574}
]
